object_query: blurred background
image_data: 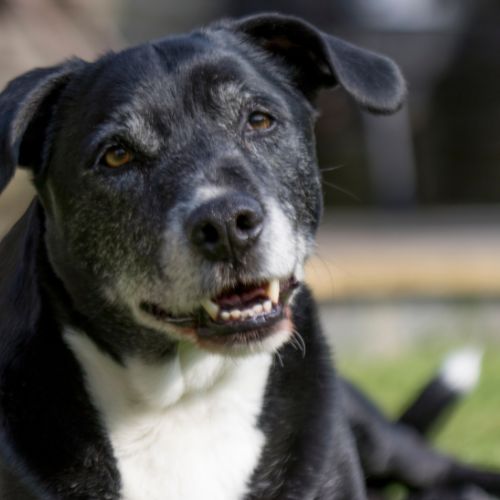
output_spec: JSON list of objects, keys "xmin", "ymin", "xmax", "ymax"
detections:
[{"xmin": 0, "ymin": 0, "xmax": 499, "ymax": 477}]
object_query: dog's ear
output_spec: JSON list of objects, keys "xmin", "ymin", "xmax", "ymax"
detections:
[
  {"xmin": 0, "ymin": 58, "xmax": 84, "ymax": 194},
  {"xmin": 232, "ymin": 13, "xmax": 406, "ymax": 114},
  {"xmin": 0, "ymin": 201, "xmax": 43, "ymax": 349}
]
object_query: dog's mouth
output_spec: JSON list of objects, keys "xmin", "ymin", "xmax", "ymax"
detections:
[{"xmin": 139, "ymin": 276, "xmax": 299, "ymax": 347}]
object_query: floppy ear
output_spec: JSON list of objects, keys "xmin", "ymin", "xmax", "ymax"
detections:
[
  {"xmin": 233, "ymin": 13, "xmax": 406, "ymax": 114},
  {"xmin": 0, "ymin": 58, "xmax": 84, "ymax": 193},
  {"xmin": 0, "ymin": 201, "xmax": 44, "ymax": 369}
]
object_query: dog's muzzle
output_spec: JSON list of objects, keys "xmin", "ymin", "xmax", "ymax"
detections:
[
  {"xmin": 137, "ymin": 192, "xmax": 300, "ymax": 348},
  {"xmin": 186, "ymin": 193, "xmax": 264, "ymax": 263}
]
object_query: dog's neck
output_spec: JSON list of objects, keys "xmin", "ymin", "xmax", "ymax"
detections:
[{"xmin": 63, "ymin": 327, "xmax": 272, "ymax": 412}]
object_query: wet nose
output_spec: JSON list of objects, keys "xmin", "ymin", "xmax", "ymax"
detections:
[{"xmin": 186, "ymin": 194, "xmax": 264, "ymax": 261}]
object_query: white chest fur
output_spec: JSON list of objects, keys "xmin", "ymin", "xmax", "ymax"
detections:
[{"xmin": 64, "ymin": 330, "xmax": 272, "ymax": 500}]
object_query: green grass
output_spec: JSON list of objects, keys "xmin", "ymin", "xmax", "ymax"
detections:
[{"xmin": 338, "ymin": 345, "xmax": 500, "ymax": 468}]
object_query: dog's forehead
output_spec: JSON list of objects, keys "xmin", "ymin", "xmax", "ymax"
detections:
[
  {"xmin": 53, "ymin": 28, "xmax": 304, "ymax": 166},
  {"xmin": 62, "ymin": 29, "xmax": 288, "ymax": 151},
  {"xmin": 80, "ymin": 31, "xmax": 266, "ymax": 112}
]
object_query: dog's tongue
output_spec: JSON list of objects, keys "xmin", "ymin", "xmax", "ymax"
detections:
[
  {"xmin": 200, "ymin": 279, "xmax": 281, "ymax": 321},
  {"xmin": 214, "ymin": 283, "xmax": 267, "ymax": 308}
]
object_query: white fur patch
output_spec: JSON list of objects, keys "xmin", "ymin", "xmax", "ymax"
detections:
[
  {"xmin": 64, "ymin": 329, "xmax": 272, "ymax": 500},
  {"xmin": 440, "ymin": 347, "xmax": 483, "ymax": 393},
  {"xmin": 259, "ymin": 200, "xmax": 301, "ymax": 280}
]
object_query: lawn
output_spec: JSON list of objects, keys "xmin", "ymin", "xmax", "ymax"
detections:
[{"xmin": 338, "ymin": 344, "xmax": 500, "ymax": 468}]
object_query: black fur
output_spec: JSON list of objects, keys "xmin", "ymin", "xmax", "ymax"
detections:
[
  {"xmin": 398, "ymin": 376, "xmax": 465, "ymax": 435},
  {"xmin": 0, "ymin": 202, "xmax": 121, "ymax": 499},
  {"xmin": 232, "ymin": 13, "xmax": 406, "ymax": 111},
  {"xmin": 249, "ymin": 289, "xmax": 365, "ymax": 499},
  {"xmin": 0, "ymin": 13, "xmax": 498, "ymax": 500}
]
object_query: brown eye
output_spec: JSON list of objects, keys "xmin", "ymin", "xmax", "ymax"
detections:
[
  {"xmin": 247, "ymin": 111, "xmax": 275, "ymax": 131},
  {"xmin": 103, "ymin": 146, "xmax": 134, "ymax": 168}
]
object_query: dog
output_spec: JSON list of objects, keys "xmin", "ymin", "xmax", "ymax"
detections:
[{"xmin": 0, "ymin": 13, "xmax": 499, "ymax": 500}]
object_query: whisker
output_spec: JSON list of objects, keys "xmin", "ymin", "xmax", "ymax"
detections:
[
  {"xmin": 289, "ymin": 334, "xmax": 300, "ymax": 351},
  {"xmin": 319, "ymin": 164, "xmax": 345, "ymax": 173},
  {"xmin": 275, "ymin": 349, "xmax": 285, "ymax": 368},
  {"xmin": 291, "ymin": 332, "xmax": 301, "ymax": 350},
  {"xmin": 291, "ymin": 328, "xmax": 306, "ymax": 358},
  {"xmin": 321, "ymin": 180, "xmax": 361, "ymax": 202}
]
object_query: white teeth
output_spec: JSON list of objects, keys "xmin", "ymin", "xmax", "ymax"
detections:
[
  {"xmin": 217, "ymin": 302, "xmax": 273, "ymax": 322},
  {"xmin": 230, "ymin": 309, "xmax": 241, "ymax": 320},
  {"xmin": 242, "ymin": 309, "xmax": 255, "ymax": 319},
  {"xmin": 204, "ymin": 282, "xmax": 280, "ymax": 323},
  {"xmin": 267, "ymin": 279, "xmax": 280, "ymax": 305},
  {"xmin": 253, "ymin": 304, "xmax": 263, "ymax": 315},
  {"xmin": 201, "ymin": 299, "xmax": 220, "ymax": 321}
]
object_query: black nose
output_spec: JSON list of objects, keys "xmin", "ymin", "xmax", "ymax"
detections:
[{"xmin": 187, "ymin": 194, "xmax": 264, "ymax": 261}]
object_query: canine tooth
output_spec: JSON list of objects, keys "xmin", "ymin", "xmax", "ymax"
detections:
[
  {"xmin": 201, "ymin": 299, "xmax": 220, "ymax": 321},
  {"xmin": 253, "ymin": 304, "xmax": 263, "ymax": 315},
  {"xmin": 263, "ymin": 300, "xmax": 272, "ymax": 313},
  {"xmin": 221, "ymin": 311, "xmax": 230, "ymax": 321},
  {"xmin": 267, "ymin": 279, "xmax": 280, "ymax": 304},
  {"xmin": 230, "ymin": 309, "xmax": 241, "ymax": 320}
]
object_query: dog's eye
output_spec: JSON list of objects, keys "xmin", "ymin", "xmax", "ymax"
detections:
[
  {"xmin": 102, "ymin": 146, "xmax": 134, "ymax": 168},
  {"xmin": 247, "ymin": 111, "xmax": 275, "ymax": 131}
]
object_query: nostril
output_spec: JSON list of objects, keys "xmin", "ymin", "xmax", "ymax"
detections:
[
  {"xmin": 200, "ymin": 222, "xmax": 219, "ymax": 244},
  {"xmin": 186, "ymin": 194, "xmax": 264, "ymax": 261},
  {"xmin": 236, "ymin": 212, "xmax": 256, "ymax": 231}
]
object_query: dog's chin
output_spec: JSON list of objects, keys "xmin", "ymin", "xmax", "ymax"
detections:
[{"xmin": 137, "ymin": 276, "xmax": 299, "ymax": 355}]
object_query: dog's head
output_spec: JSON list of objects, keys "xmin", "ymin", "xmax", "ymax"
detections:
[{"xmin": 0, "ymin": 14, "xmax": 405, "ymax": 356}]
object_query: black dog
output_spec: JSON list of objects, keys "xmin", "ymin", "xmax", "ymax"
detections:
[{"xmin": 0, "ymin": 13, "xmax": 498, "ymax": 500}]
